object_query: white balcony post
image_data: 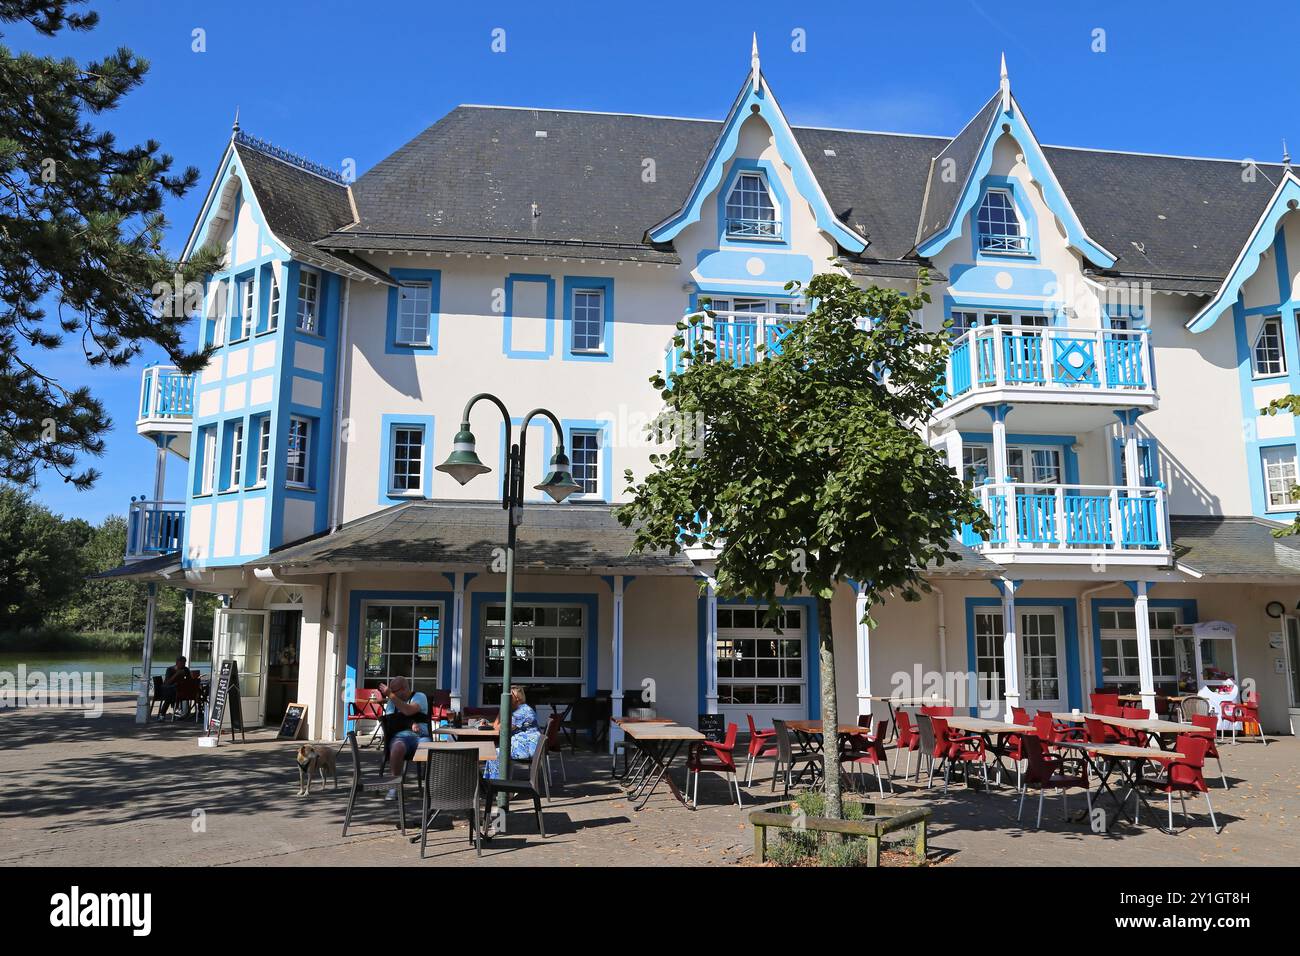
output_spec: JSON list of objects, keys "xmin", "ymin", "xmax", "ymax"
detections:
[
  {"xmin": 1054, "ymin": 484, "xmax": 1066, "ymax": 549},
  {"xmin": 1000, "ymin": 579, "xmax": 1021, "ymax": 721},
  {"xmin": 181, "ymin": 589, "xmax": 194, "ymax": 661},
  {"xmin": 1109, "ymin": 488, "xmax": 1122, "ymax": 551},
  {"xmin": 1155, "ymin": 483, "xmax": 1169, "ymax": 551},
  {"xmin": 854, "ymin": 583, "xmax": 872, "ymax": 716},
  {"xmin": 449, "ymin": 572, "xmax": 466, "ymax": 713},
  {"xmin": 1133, "ymin": 581, "xmax": 1157, "ymax": 713},
  {"xmin": 153, "ymin": 443, "xmax": 168, "ymax": 502},
  {"xmin": 992, "ymin": 327, "xmax": 1006, "ymax": 387},
  {"xmin": 135, "ymin": 582, "xmax": 158, "ymax": 725},
  {"xmin": 610, "ymin": 574, "xmax": 625, "ymax": 754},
  {"xmin": 704, "ymin": 577, "xmax": 719, "ymax": 715},
  {"xmin": 944, "ymin": 430, "xmax": 964, "ymax": 481}
]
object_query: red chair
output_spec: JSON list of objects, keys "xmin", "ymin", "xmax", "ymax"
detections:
[
  {"xmin": 744, "ymin": 714, "xmax": 777, "ymax": 786},
  {"xmin": 1121, "ymin": 707, "xmax": 1149, "ymax": 720},
  {"xmin": 1000, "ymin": 712, "xmax": 1031, "ymax": 789},
  {"xmin": 1139, "ymin": 735, "xmax": 1221, "ymax": 832},
  {"xmin": 428, "ymin": 689, "xmax": 452, "ymax": 722},
  {"xmin": 892, "ymin": 710, "xmax": 921, "ymax": 779},
  {"xmin": 1011, "ymin": 706, "xmax": 1030, "ymax": 726},
  {"xmin": 920, "ymin": 705, "xmax": 954, "ymax": 717},
  {"xmin": 1084, "ymin": 716, "xmax": 1119, "ymax": 745},
  {"xmin": 1190, "ymin": 715, "xmax": 1227, "ymax": 788},
  {"xmin": 840, "ymin": 719, "xmax": 892, "ymax": 795},
  {"xmin": 347, "ymin": 688, "xmax": 385, "ymax": 746},
  {"xmin": 687, "ymin": 722, "xmax": 742, "ymax": 807},
  {"xmin": 1018, "ymin": 734, "xmax": 1090, "ymax": 829},
  {"xmin": 1221, "ymin": 691, "xmax": 1268, "ymax": 744},
  {"xmin": 931, "ymin": 717, "xmax": 988, "ymax": 794},
  {"xmin": 1089, "ymin": 691, "xmax": 1120, "ymax": 712},
  {"xmin": 543, "ymin": 711, "xmax": 566, "ymax": 792},
  {"xmin": 1035, "ymin": 709, "xmax": 1083, "ymax": 743}
]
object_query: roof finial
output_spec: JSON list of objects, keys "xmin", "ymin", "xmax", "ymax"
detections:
[
  {"xmin": 1284, "ymin": 137, "xmax": 1292, "ymax": 169},
  {"xmin": 751, "ymin": 32, "xmax": 760, "ymax": 93},
  {"xmin": 999, "ymin": 52, "xmax": 1010, "ymax": 110},
  {"xmin": 232, "ymin": 106, "xmax": 240, "ymax": 135}
]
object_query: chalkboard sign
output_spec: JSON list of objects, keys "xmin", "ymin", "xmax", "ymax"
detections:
[
  {"xmin": 207, "ymin": 659, "xmax": 245, "ymax": 743},
  {"xmin": 277, "ymin": 703, "xmax": 308, "ymax": 740},
  {"xmin": 698, "ymin": 712, "xmax": 727, "ymax": 743}
]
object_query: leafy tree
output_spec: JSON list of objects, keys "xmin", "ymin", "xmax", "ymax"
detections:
[
  {"xmin": 0, "ymin": 0, "xmax": 218, "ymax": 489},
  {"xmin": 1262, "ymin": 395, "xmax": 1300, "ymax": 536},
  {"xmin": 617, "ymin": 272, "xmax": 987, "ymax": 820},
  {"xmin": 0, "ymin": 483, "xmax": 88, "ymax": 628}
]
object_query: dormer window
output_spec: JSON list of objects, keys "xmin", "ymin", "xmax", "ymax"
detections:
[
  {"xmin": 976, "ymin": 188, "xmax": 1028, "ymax": 254},
  {"xmin": 725, "ymin": 171, "xmax": 780, "ymax": 239}
]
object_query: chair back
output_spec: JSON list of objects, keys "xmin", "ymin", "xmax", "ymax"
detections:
[
  {"xmin": 351, "ymin": 688, "xmax": 383, "ymax": 720},
  {"xmin": 428, "ymin": 689, "xmax": 452, "ymax": 717},
  {"xmin": 1169, "ymin": 734, "xmax": 1210, "ymax": 792},
  {"xmin": 895, "ymin": 710, "xmax": 915, "ymax": 744},
  {"xmin": 1096, "ymin": 703, "xmax": 1122, "ymax": 718},
  {"xmin": 920, "ymin": 705, "xmax": 953, "ymax": 717},
  {"xmin": 1033, "ymin": 712, "xmax": 1055, "ymax": 742},
  {"xmin": 1011, "ymin": 706, "xmax": 1030, "ymax": 726},
  {"xmin": 152, "ymin": 675, "xmax": 164, "ymax": 698},
  {"xmin": 1084, "ymin": 716, "xmax": 1110, "ymax": 744},
  {"xmin": 929, "ymin": 716, "xmax": 952, "ymax": 756},
  {"xmin": 1021, "ymin": 733, "xmax": 1054, "ymax": 785},
  {"xmin": 721, "ymin": 722, "xmax": 738, "ymax": 752},
  {"xmin": 915, "ymin": 713, "xmax": 937, "ymax": 757},
  {"xmin": 544, "ymin": 711, "xmax": 562, "ymax": 749},
  {"xmin": 346, "ymin": 731, "xmax": 363, "ymax": 791},
  {"xmin": 1089, "ymin": 691, "xmax": 1119, "ymax": 712},
  {"xmin": 1181, "ymin": 696, "xmax": 1211, "ymax": 719},
  {"xmin": 174, "ymin": 676, "xmax": 200, "ymax": 703},
  {"xmin": 1190, "ymin": 714, "xmax": 1220, "ymax": 756},
  {"xmin": 746, "ymin": 713, "xmax": 763, "ymax": 737},
  {"xmin": 772, "ymin": 719, "xmax": 795, "ymax": 763},
  {"xmin": 527, "ymin": 738, "xmax": 550, "ymax": 793},
  {"xmin": 424, "ymin": 747, "xmax": 481, "ymax": 812},
  {"xmin": 1121, "ymin": 707, "xmax": 1149, "ymax": 720}
]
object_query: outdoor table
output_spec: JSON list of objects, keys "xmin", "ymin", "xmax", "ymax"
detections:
[
  {"xmin": 1051, "ymin": 740, "xmax": 1176, "ymax": 832},
  {"xmin": 610, "ymin": 717, "xmax": 673, "ymax": 778},
  {"xmin": 864, "ymin": 696, "xmax": 953, "ymax": 742},
  {"xmin": 1053, "ymin": 712, "xmax": 1211, "ymax": 750},
  {"xmin": 620, "ymin": 723, "xmax": 704, "ymax": 811},
  {"xmin": 1118, "ymin": 694, "xmax": 1195, "ymax": 722},
  {"xmin": 783, "ymin": 718, "xmax": 872, "ymax": 753},
  {"xmin": 430, "ymin": 725, "xmax": 499, "ymax": 739},
  {"xmin": 944, "ymin": 717, "xmax": 1034, "ymax": 786}
]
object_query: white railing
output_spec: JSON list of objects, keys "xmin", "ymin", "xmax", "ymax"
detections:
[
  {"xmin": 945, "ymin": 326, "xmax": 1152, "ymax": 400},
  {"xmin": 961, "ymin": 481, "xmax": 1169, "ymax": 554},
  {"xmin": 126, "ymin": 498, "xmax": 185, "ymax": 559},
  {"xmin": 138, "ymin": 364, "xmax": 196, "ymax": 424}
]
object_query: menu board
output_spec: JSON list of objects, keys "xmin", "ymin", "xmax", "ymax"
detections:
[
  {"xmin": 277, "ymin": 703, "xmax": 308, "ymax": 740},
  {"xmin": 207, "ymin": 659, "xmax": 245, "ymax": 743},
  {"xmin": 698, "ymin": 712, "xmax": 727, "ymax": 742}
]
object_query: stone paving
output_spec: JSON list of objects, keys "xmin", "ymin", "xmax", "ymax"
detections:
[{"xmin": 1, "ymin": 695, "xmax": 1296, "ymax": 867}]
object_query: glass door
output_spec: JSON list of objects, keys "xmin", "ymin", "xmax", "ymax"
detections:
[
  {"xmin": 213, "ymin": 609, "xmax": 268, "ymax": 727},
  {"xmin": 1021, "ymin": 610, "xmax": 1066, "ymax": 713},
  {"xmin": 1286, "ymin": 617, "xmax": 1300, "ymax": 709}
]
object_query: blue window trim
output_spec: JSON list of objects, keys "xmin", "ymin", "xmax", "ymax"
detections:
[
  {"xmin": 503, "ymin": 273, "xmax": 555, "ymax": 360},
  {"xmin": 468, "ymin": 591, "xmax": 600, "ymax": 704},
  {"xmin": 970, "ymin": 176, "xmax": 1038, "ymax": 263},
  {"xmin": 1089, "ymin": 597, "xmax": 1198, "ymax": 692},
  {"xmin": 555, "ymin": 419, "xmax": 613, "ymax": 503},
  {"xmin": 561, "ymin": 276, "xmax": 615, "ymax": 362},
  {"xmin": 1110, "ymin": 437, "xmax": 1159, "ymax": 486},
  {"xmin": 965, "ymin": 596, "xmax": 1082, "ymax": 714},
  {"xmin": 385, "ymin": 268, "xmax": 441, "ymax": 355},
  {"xmin": 345, "ymin": 589, "xmax": 455, "ymax": 713},
  {"xmin": 378, "ymin": 414, "xmax": 435, "ymax": 504},
  {"xmin": 697, "ymin": 593, "xmax": 821, "ymax": 719},
  {"xmin": 499, "ymin": 416, "xmax": 554, "ymax": 502},
  {"xmin": 717, "ymin": 159, "xmax": 790, "ymax": 250}
]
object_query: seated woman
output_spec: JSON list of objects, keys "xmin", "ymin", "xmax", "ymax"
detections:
[{"xmin": 484, "ymin": 685, "xmax": 542, "ymax": 779}]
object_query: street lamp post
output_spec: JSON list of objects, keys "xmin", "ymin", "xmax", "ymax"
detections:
[{"xmin": 436, "ymin": 393, "xmax": 580, "ymax": 826}]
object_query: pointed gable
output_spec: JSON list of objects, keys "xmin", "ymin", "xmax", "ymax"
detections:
[
  {"xmin": 914, "ymin": 67, "xmax": 1116, "ymax": 269},
  {"xmin": 1187, "ymin": 170, "xmax": 1300, "ymax": 332},
  {"xmin": 647, "ymin": 62, "xmax": 867, "ymax": 254}
]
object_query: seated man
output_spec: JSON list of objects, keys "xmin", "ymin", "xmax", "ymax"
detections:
[
  {"xmin": 380, "ymin": 677, "xmax": 430, "ymax": 799},
  {"xmin": 156, "ymin": 655, "xmax": 190, "ymax": 719}
]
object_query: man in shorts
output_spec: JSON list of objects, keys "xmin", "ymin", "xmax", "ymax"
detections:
[{"xmin": 380, "ymin": 676, "xmax": 429, "ymax": 798}]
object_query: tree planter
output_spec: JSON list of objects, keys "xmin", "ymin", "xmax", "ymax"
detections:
[{"xmin": 749, "ymin": 798, "xmax": 931, "ymax": 867}]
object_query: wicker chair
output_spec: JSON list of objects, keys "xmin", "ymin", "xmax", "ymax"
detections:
[
  {"xmin": 419, "ymin": 746, "xmax": 483, "ymax": 859},
  {"xmin": 481, "ymin": 739, "xmax": 549, "ymax": 839},
  {"xmin": 342, "ymin": 731, "xmax": 408, "ymax": 837}
]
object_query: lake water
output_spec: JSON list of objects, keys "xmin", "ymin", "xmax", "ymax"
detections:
[{"xmin": 0, "ymin": 652, "xmax": 212, "ymax": 692}]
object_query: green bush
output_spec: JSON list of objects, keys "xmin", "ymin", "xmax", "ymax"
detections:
[{"xmin": 0, "ymin": 628, "xmax": 180, "ymax": 654}]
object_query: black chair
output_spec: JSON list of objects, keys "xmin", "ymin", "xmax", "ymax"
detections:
[
  {"xmin": 770, "ymin": 719, "xmax": 823, "ymax": 797},
  {"xmin": 419, "ymin": 747, "xmax": 483, "ymax": 859},
  {"xmin": 559, "ymin": 698, "xmax": 601, "ymax": 750},
  {"xmin": 481, "ymin": 739, "xmax": 549, "ymax": 839},
  {"xmin": 149, "ymin": 675, "xmax": 165, "ymax": 718},
  {"xmin": 342, "ymin": 731, "xmax": 408, "ymax": 837}
]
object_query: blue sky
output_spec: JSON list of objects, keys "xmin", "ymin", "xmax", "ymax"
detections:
[{"xmin": 19, "ymin": 0, "xmax": 1300, "ymax": 521}]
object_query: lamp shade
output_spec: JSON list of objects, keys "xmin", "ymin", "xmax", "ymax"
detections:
[
  {"xmin": 535, "ymin": 447, "xmax": 582, "ymax": 502},
  {"xmin": 435, "ymin": 426, "xmax": 491, "ymax": 485}
]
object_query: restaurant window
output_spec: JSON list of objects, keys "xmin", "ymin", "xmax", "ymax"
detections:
[
  {"xmin": 973, "ymin": 609, "xmax": 1005, "ymax": 709},
  {"xmin": 481, "ymin": 603, "xmax": 584, "ymax": 706},
  {"xmin": 1097, "ymin": 606, "xmax": 1183, "ymax": 691},
  {"xmin": 362, "ymin": 602, "xmax": 441, "ymax": 698},
  {"xmin": 715, "ymin": 606, "xmax": 804, "ymax": 708}
]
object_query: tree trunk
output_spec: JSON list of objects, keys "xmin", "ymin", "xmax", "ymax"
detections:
[{"xmin": 817, "ymin": 594, "xmax": 842, "ymax": 821}]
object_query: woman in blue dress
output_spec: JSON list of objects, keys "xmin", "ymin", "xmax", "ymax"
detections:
[{"xmin": 484, "ymin": 685, "xmax": 541, "ymax": 779}]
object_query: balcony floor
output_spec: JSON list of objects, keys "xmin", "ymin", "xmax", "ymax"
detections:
[{"xmin": 935, "ymin": 388, "xmax": 1158, "ymax": 433}]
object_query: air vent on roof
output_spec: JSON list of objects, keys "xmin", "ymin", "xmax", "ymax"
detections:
[
  {"xmin": 823, "ymin": 148, "xmax": 836, "ymax": 157},
  {"xmin": 535, "ymin": 130, "xmax": 548, "ymax": 138}
]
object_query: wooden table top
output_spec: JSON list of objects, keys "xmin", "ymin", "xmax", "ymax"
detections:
[
  {"xmin": 1052, "ymin": 740, "xmax": 1178, "ymax": 761},
  {"xmin": 431, "ymin": 725, "xmax": 498, "ymax": 738},
  {"xmin": 1118, "ymin": 694, "xmax": 1195, "ymax": 703},
  {"xmin": 1052, "ymin": 712, "xmax": 1211, "ymax": 735},
  {"xmin": 413, "ymin": 740, "xmax": 496, "ymax": 762},
  {"xmin": 784, "ymin": 719, "xmax": 877, "ymax": 735},
  {"xmin": 865, "ymin": 696, "xmax": 953, "ymax": 707},
  {"xmin": 613, "ymin": 717, "xmax": 674, "ymax": 727},
  {"xmin": 621, "ymin": 723, "xmax": 704, "ymax": 741},
  {"xmin": 945, "ymin": 716, "xmax": 1035, "ymax": 735}
]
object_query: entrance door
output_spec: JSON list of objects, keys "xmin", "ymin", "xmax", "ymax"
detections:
[
  {"xmin": 213, "ymin": 609, "xmax": 268, "ymax": 727},
  {"xmin": 265, "ymin": 610, "xmax": 302, "ymax": 725},
  {"xmin": 715, "ymin": 605, "xmax": 807, "ymax": 728},
  {"xmin": 1285, "ymin": 617, "xmax": 1300, "ymax": 732},
  {"xmin": 1021, "ymin": 610, "xmax": 1066, "ymax": 713}
]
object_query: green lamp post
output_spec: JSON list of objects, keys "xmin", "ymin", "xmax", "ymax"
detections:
[{"xmin": 436, "ymin": 393, "xmax": 579, "ymax": 824}]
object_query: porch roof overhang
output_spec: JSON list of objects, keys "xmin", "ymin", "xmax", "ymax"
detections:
[
  {"xmin": 87, "ymin": 552, "xmax": 183, "ymax": 582},
  {"xmin": 1170, "ymin": 515, "xmax": 1300, "ymax": 582},
  {"xmin": 253, "ymin": 500, "xmax": 700, "ymax": 577}
]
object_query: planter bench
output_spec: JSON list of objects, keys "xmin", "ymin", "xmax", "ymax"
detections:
[{"xmin": 749, "ymin": 799, "xmax": 932, "ymax": 867}]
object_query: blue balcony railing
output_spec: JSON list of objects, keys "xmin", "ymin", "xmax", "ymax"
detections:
[
  {"xmin": 138, "ymin": 364, "xmax": 195, "ymax": 425},
  {"xmin": 944, "ymin": 326, "xmax": 1152, "ymax": 400},
  {"xmin": 960, "ymin": 481, "xmax": 1168, "ymax": 555},
  {"xmin": 126, "ymin": 498, "xmax": 185, "ymax": 559},
  {"xmin": 665, "ymin": 310, "xmax": 805, "ymax": 382}
]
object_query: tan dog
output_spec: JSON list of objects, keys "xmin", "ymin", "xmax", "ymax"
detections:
[{"xmin": 296, "ymin": 743, "xmax": 338, "ymax": 796}]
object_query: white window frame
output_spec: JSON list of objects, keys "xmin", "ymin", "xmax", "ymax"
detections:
[
  {"xmin": 1098, "ymin": 607, "xmax": 1183, "ymax": 687},
  {"xmin": 976, "ymin": 187, "xmax": 1029, "ymax": 254},
  {"xmin": 296, "ymin": 269, "xmax": 320, "ymax": 334},
  {"xmin": 388, "ymin": 424, "xmax": 426, "ymax": 496},
  {"xmin": 232, "ymin": 277, "xmax": 254, "ymax": 342},
  {"xmin": 569, "ymin": 429, "xmax": 601, "ymax": 499},
  {"xmin": 361, "ymin": 600, "xmax": 443, "ymax": 698},
  {"xmin": 253, "ymin": 417, "xmax": 271, "ymax": 487},
  {"xmin": 480, "ymin": 603, "xmax": 586, "ymax": 705},
  {"xmin": 208, "ymin": 280, "xmax": 228, "ymax": 347},
  {"xmin": 724, "ymin": 171, "xmax": 780, "ymax": 239},
  {"xmin": 1252, "ymin": 316, "xmax": 1286, "ymax": 377},
  {"xmin": 570, "ymin": 287, "xmax": 605, "ymax": 353},
  {"xmin": 1262, "ymin": 445, "xmax": 1300, "ymax": 511},
  {"xmin": 972, "ymin": 609, "xmax": 1006, "ymax": 713},
  {"xmin": 199, "ymin": 428, "xmax": 217, "ymax": 496},
  {"xmin": 286, "ymin": 416, "xmax": 311, "ymax": 488},
  {"xmin": 395, "ymin": 280, "xmax": 432, "ymax": 347},
  {"xmin": 714, "ymin": 605, "xmax": 806, "ymax": 710},
  {"xmin": 266, "ymin": 273, "xmax": 280, "ymax": 333},
  {"xmin": 226, "ymin": 420, "xmax": 244, "ymax": 490}
]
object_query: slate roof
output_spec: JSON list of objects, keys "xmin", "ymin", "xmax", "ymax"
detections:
[
  {"xmin": 86, "ymin": 552, "xmax": 182, "ymax": 581},
  {"xmin": 234, "ymin": 87, "xmax": 1288, "ymax": 289},
  {"xmin": 1171, "ymin": 516, "xmax": 1300, "ymax": 579}
]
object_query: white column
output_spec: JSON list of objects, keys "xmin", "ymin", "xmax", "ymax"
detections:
[
  {"xmin": 1133, "ymin": 581, "xmax": 1157, "ymax": 713},
  {"xmin": 610, "ymin": 575, "xmax": 625, "ymax": 754},
  {"xmin": 450, "ymin": 572, "xmax": 466, "ymax": 712},
  {"xmin": 991, "ymin": 415, "xmax": 1009, "ymax": 483},
  {"xmin": 1000, "ymin": 579, "xmax": 1021, "ymax": 721},
  {"xmin": 181, "ymin": 589, "xmax": 194, "ymax": 661},
  {"xmin": 704, "ymin": 578, "xmax": 719, "ymax": 715},
  {"xmin": 1122, "ymin": 415, "xmax": 1141, "ymax": 488},
  {"xmin": 135, "ymin": 582, "xmax": 158, "ymax": 724},
  {"xmin": 854, "ymin": 584, "xmax": 872, "ymax": 716},
  {"xmin": 943, "ymin": 429, "xmax": 964, "ymax": 481},
  {"xmin": 153, "ymin": 443, "xmax": 168, "ymax": 500}
]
